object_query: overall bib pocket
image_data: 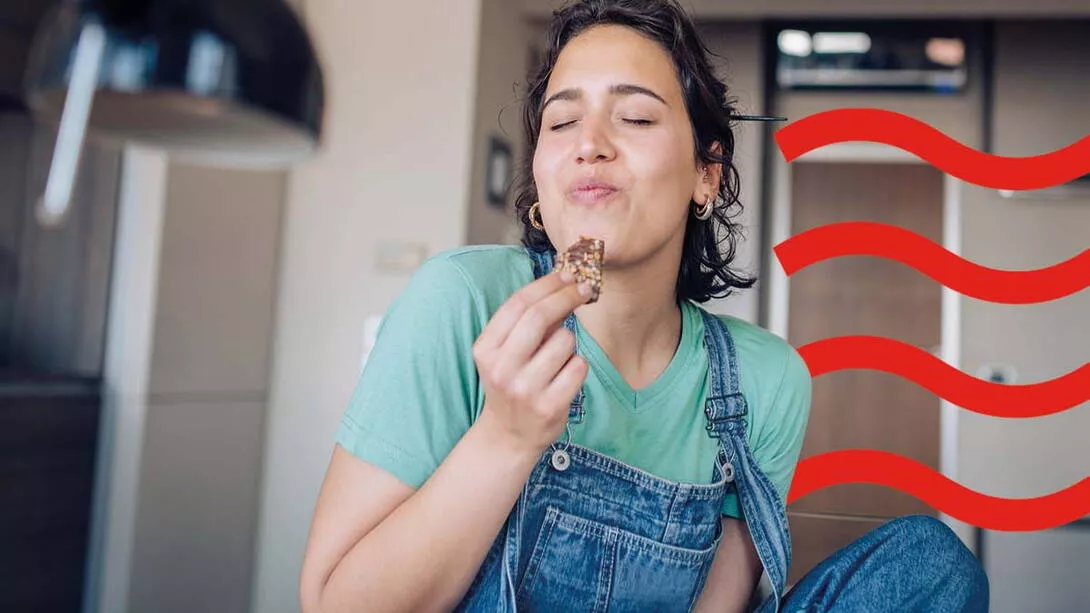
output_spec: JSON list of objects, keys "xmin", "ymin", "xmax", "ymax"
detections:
[{"xmin": 517, "ymin": 505, "xmax": 721, "ymax": 613}]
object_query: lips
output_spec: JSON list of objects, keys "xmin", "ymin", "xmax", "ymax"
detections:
[{"xmin": 567, "ymin": 177, "xmax": 620, "ymax": 205}]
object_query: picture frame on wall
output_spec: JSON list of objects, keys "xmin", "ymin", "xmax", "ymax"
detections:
[{"xmin": 486, "ymin": 135, "xmax": 513, "ymax": 209}]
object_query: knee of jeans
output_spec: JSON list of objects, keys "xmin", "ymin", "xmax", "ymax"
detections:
[
  {"xmin": 888, "ymin": 514, "xmax": 952, "ymax": 540},
  {"xmin": 889, "ymin": 516, "xmax": 989, "ymax": 591}
]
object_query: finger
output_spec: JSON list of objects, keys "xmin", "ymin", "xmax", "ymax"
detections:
[
  {"xmin": 500, "ymin": 282, "xmax": 591, "ymax": 367},
  {"xmin": 474, "ymin": 269, "xmax": 574, "ymax": 352},
  {"xmin": 541, "ymin": 301, "xmax": 574, "ymax": 343},
  {"xmin": 539, "ymin": 354, "xmax": 588, "ymax": 414},
  {"xmin": 517, "ymin": 328, "xmax": 578, "ymax": 393}
]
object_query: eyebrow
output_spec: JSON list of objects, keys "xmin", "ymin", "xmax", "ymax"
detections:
[{"xmin": 542, "ymin": 83, "xmax": 669, "ymax": 110}]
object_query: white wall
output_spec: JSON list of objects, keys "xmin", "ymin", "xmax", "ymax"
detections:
[
  {"xmin": 250, "ymin": 0, "xmax": 485, "ymax": 610},
  {"xmin": 958, "ymin": 20, "xmax": 1090, "ymax": 610},
  {"xmin": 466, "ymin": 0, "xmax": 531, "ymax": 245},
  {"xmin": 957, "ymin": 19, "xmax": 1090, "ymax": 508}
]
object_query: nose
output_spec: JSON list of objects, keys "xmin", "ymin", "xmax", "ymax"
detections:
[{"xmin": 573, "ymin": 116, "xmax": 616, "ymax": 165}]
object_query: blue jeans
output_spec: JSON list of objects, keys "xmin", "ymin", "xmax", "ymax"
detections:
[{"xmin": 757, "ymin": 515, "xmax": 990, "ymax": 613}]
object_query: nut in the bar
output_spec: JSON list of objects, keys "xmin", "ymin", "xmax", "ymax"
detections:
[{"xmin": 557, "ymin": 236, "xmax": 605, "ymax": 303}]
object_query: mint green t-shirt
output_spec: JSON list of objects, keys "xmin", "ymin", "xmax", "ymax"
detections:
[{"xmin": 336, "ymin": 245, "xmax": 812, "ymax": 517}]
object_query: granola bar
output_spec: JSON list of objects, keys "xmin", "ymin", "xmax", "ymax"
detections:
[{"xmin": 557, "ymin": 236, "xmax": 605, "ymax": 303}]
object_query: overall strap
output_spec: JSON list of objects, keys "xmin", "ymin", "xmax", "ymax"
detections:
[
  {"xmin": 526, "ymin": 247, "xmax": 585, "ymax": 424},
  {"xmin": 699, "ymin": 309, "xmax": 748, "ymax": 444},
  {"xmin": 699, "ymin": 310, "xmax": 791, "ymax": 612}
]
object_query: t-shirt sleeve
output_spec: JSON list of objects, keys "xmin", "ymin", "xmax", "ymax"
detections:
[
  {"xmin": 751, "ymin": 345, "xmax": 812, "ymax": 506},
  {"xmin": 335, "ymin": 255, "xmax": 484, "ymax": 488}
]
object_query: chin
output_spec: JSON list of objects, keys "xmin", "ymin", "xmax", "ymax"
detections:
[
  {"xmin": 555, "ymin": 228, "xmax": 615, "ymax": 259},
  {"xmin": 558, "ymin": 220, "xmax": 613, "ymax": 244}
]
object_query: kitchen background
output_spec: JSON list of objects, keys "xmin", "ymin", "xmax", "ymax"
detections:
[{"xmin": 0, "ymin": 0, "xmax": 1086, "ymax": 612}]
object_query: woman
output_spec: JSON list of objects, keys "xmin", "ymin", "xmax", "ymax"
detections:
[{"xmin": 300, "ymin": 1, "xmax": 989, "ymax": 611}]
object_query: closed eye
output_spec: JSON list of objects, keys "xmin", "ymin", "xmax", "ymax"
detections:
[
  {"xmin": 623, "ymin": 118, "xmax": 654, "ymax": 126},
  {"xmin": 550, "ymin": 120, "xmax": 577, "ymax": 131}
]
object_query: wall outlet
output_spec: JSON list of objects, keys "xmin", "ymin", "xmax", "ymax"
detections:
[
  {"xmin": 975, "ymin": 363, "xmax": 1018, "ymax": 385},
  {"xmin": 360, "ymin": 314, "xmax": 383, "ymax": 372}
]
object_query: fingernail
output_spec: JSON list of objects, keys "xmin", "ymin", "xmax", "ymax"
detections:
[
  {"xmin": 577, "ymin": 282, "xmax": 594, "ymax": 298},
  {"xmin": 559, "ymin": 269, "xmax": 575, "ymax": 283}
]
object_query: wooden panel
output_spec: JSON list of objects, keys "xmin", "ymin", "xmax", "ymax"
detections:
[
  {"xmin": 788, "ymin": 371, "xmax": 937, "ymax": 518},
  {"xmin": 787, "ymin": 162, "xmax": 943, "ymax": 518},
  {"xmin": 787, "ymin": 513, "xmax": 889, "ymax": 587}
]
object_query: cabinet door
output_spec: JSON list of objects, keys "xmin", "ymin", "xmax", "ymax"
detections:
[{"xmin": 786, "ymin": 162, "xmax": 944, "ymax": 584}]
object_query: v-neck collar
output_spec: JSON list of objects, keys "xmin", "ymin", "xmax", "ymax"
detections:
[{"xmin": 574, "ymin": 301, "xmax": 701, "ymax": 414}]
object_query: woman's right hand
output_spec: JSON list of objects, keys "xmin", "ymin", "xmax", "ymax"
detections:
[{"xmin": 472, "ymin": 268, "xmax": 595, "ymax": 457}]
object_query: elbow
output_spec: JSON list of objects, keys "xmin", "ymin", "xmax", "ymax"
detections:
[
  {"xmin": 299, "ymin": 565, "xmax": 328, "ymax": 613},
  {"xmin": 299, "ymin": 584, "xmax": 321, "ymax": 613}
]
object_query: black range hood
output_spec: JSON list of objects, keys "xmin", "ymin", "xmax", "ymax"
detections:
[{"xmin": 21, "ymin": 0, "xmax": 325, "ymax": 223}]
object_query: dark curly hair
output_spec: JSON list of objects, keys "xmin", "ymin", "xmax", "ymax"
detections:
[{"xmin": 512, "ymin": 0, "xmax": 756, "ymax": 304}]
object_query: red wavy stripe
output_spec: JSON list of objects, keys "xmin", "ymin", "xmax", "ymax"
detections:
[
  {"xmin": 799, "ymin": 336, "xmax": 1089, "ymax": 418},
  {"xmin": 774, "ymin": 108, "xmax": 1090, "ymax": 191},
  {"xmin": 788, "ymin": 450, "xmax": 1090, "ymax": 532},
  {"xmin": 774, "ymin": 222, "xmax": 1090, "ymax": 304}
]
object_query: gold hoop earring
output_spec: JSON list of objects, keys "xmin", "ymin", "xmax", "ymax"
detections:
[
  {"xmin": 528, "ymin": 202, "xmax": 545, "ymax": 230},
  {"xmin": 694, "ymin": 193, "xmax": 714, "ymax": 221}
]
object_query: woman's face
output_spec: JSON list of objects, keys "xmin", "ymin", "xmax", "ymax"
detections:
[{"xmin": 533, "ymin": 24, "xmax": 713, "ymax": 268}]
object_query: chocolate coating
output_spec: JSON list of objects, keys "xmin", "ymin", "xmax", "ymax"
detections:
[{"xmin": 557, "ymin": 237, "xmax": 605, "ymax": 303}]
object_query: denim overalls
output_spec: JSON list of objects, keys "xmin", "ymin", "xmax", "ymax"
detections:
[{"xmin": 454, "ymin": 247, "xmax": 792, "ymax": 612}]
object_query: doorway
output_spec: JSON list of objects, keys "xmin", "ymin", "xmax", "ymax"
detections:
[{"xmin": 766, "ymin": 145, "xmax": 963, "ymax": 584}]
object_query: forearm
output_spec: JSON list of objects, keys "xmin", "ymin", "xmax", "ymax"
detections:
[
  {"xmin": 317, "ymin": 411, "xmax": 541, "ymax": 613},
  {"xmin": 692, "ymin": 517, "xmax": 763, "ymax": 613}
]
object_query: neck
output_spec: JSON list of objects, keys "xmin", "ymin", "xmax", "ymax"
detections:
[{"xmin": 572, "ymin": 247, "xmax": 683, "ymax": 391}]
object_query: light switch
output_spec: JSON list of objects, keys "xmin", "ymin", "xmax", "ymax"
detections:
[{"xmin": 375, "ymin": 241, "xmax": 428, "ymax": 274}]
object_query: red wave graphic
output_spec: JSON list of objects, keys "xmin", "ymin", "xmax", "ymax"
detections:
[
  {"xmin": 788, "ymin": 450, "xmax": 1090, "ymax": 532},
  {"xmin": 774, "ymin": 222, "xmax": 1090, "ymax": 304},
  {"xmin": 774, "ymin": 108, "xmax": 1090, "ymax": 191},
  {"xmin": 799, "ymin": 336, "xmax": 1089, "ymax": 418}
]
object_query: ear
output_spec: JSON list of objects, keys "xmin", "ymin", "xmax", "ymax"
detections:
[{"xmin": 693, "ymin": 141, "xmax": 724, "ymax": 202}]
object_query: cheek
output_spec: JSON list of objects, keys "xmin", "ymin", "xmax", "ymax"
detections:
[
  {"xmin": 532, "ymin": 143, "xmax": 563, "ymax": 197},
  {"xmin": 630, "ymin": 138, "xmax": 694, "ymax": 203}
]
